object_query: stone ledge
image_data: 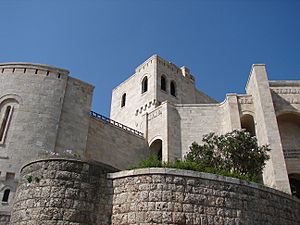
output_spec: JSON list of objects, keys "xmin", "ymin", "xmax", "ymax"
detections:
[{"xmin": 108, "ymin": 167, "xmax": 300, "ymax": 202}]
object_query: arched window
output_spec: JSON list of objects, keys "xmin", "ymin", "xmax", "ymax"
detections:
[
  {"xmin": 170, "ymin": 81, "xmax": 176, "ymax": 97},
  {"xmin": 161, "ymin": 76, "xmax": 166, "ymax": 91},
  {"xmin": 121, "ymin": 93, "xmax": 126, "ymax": 107},
  {"xmin": 2, "ymin": 189, "xmax": 10, "ymax": 202},
  {"xmin": 0, "ymin": 105, "xmax": 13, "ymax": 143},
  {"xmin": 142, "ymin": 76, "xmax": 148, "ymax": 93},
  {"xmin": 149, "ymin": 139, "xmax": 162, "ymax": 161},
  {"xmin": 240, "ymin": 114, "xmax": 256, "ymax": 136}
]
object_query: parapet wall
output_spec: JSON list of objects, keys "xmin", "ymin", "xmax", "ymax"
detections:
[
  {"xmin": 109, "ymin": 168, "xmax": 300, "ymax": 225},
  {"xmin": 10, "ymin": 159, "xmax": 300, "ymax": 225},
  {"xmin": 0, "ymin": 62, "xmax": 69, "ymax": 79}
]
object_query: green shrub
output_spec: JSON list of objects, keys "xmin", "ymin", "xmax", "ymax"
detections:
[
  {"xmin": 131, "ymin": 130, "xmax": 269, "ymax": 183},
  {"xmin": 131, "ymin": 154, "xmax": 258, "ymax": 182},
  {"xmin": 186, "ymin": 130, "xmax": 270, "ymax": 179}
]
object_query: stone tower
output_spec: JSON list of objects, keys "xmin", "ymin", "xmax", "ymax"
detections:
[{"xmin": 0, "ymin": 62, "xmax": 94, "ymax": 213}]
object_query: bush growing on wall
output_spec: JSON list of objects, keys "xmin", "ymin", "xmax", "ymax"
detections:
[{"xmin": 185, "ymin": 130, "xmax": 271, "ymax": 180}]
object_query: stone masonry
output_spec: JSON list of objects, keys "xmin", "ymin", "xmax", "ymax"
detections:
[
  {"xmin": 0, "ymin": 55, "xmax": 300, "ymax": 220},
  {"xmin": 10, "ymin": 159, "xmax": 300, "ymax": 225},
  {"xmin": 10, "ymin": 159, "xmax": 116, "ymax": 225}
]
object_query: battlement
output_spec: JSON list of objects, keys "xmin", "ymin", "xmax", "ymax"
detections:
[
  {"xmin": 135, "ymin": 55, "xmax": 195, "ymax": 81},
  {"xmin": 0, "ymin": 62, "xmax": 69, "ymax": 79}
]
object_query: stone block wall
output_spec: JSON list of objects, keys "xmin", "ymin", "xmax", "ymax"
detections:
[
  {"xmin": 85, "ymin": 117, "xmax": 148, "ymax": 170},
  {"xmin": 0, "ymin": 213, "xmax": 10, "ymax": 225},
  {"xmin": 10, "ymin": 159, "xmax": 300, "ymax": 225},
  {"xmin": 109, "ymin": 168, "xmax": 300, "ymax": 225},
  {"xmin": 10, "ymin": 159, "xmax": 116, "ymax": 225}
]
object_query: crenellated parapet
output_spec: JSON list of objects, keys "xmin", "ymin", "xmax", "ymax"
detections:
[
  {"xmin": 135, "ymin": 55, "xmax": 195, "ymax": 81},
  {"xmin": 0, "ymin": 62, "xmax": 69, "ymax": 79}
]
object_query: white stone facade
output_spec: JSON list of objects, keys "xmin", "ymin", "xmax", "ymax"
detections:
[{"xmin": 0, "ymin": 55, "xmax": 299, "ymax": 215}]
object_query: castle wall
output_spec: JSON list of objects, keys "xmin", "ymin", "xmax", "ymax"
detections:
[
  {"xmin": 246, "ymin": 65, "xmax": 290, "ymax": 193},
  {"xmin": 172, "ymin": 104, "xmax": 225, "ymax": 159},
  {"xmin": 54, "ymin": 77, "xmax": 94, "ymax": 155},
  {"xmin": 85, "ymin": 117, "xmax": 149, "ymax": 170},
  {"xmin": 10, "ymin": 159, "xmax": 300, "ymax": 225},
  {"xmin": 0, "ymin": 211, "xmax": 10, "ymax": 225},
  {"xmin": 10, "ymin": 159, "xmax": 115, "ymax": 225},
  {"xmin": 109, "ymin": 168, "xmax": 300, "ymax": 225}
]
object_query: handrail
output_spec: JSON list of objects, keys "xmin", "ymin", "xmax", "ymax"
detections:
[{"xmin": 90, "ymin": 111, "xmax": 144, "ymax": 137}]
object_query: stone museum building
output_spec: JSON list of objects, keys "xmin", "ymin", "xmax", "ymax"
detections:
[{"xmin": 0, "ymin": 55, "xmax": 299, "ymax": 224}]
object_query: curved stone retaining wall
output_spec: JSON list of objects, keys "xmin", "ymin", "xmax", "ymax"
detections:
[
  {"xmin": 10, "ymin": 159, "xmax": 116, "ymax": 225},
  {"xmin": 109, "ymin": 168, "xmax": 300, "ymax": 225},
  {"xmin": 0, "ymin": 212, "xmax": 10, "ymax": 225},
  {"xmin": 10, "ymin": 160, "xmax": 300, "ymax": 225}
]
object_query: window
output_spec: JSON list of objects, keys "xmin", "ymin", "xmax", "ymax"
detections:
[
  {"xmin": 142, "ymin": 76, "xmax": 148, "ymax": 93},
  {"xmin": 2, "ymin": 189, "xmax": 10, "ymax": 202},
  {"xmin": 0, "ymin": 106, "xmax": 13, "ymax": 143},
  {"xmin": 121, "ymin": 93, "xmax": 126, "ymax": 107},
  {"xmin": 170, "ymin": 81, "xmax": 176, "ymax": 97},
  {"xmin": 161, "ymin": 76, "xmax": 166, "ymax": 91}
]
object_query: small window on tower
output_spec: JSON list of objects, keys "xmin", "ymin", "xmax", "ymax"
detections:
[
  {"xmin": 0, "ymin": 105, "xmax": 13, "ymax": 144},
  {"xmin": 142, "ymin": 76, "xmax": 148, "ymax": 93},
  {"xmin": 161, "ymin": 76, "xmax": 166, "ymax": 91},
  {"xmin": 170, "ymin": 81, "xmax": 176, "ymax": 97},
  {"xmin": 2, "ymin": 189, "xmax": 10, "ymax": 202},
  {"xmin": 121, "ymin": 93, "xmax": 126, "ymax": 107}
]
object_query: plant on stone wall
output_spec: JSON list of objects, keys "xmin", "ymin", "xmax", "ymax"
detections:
[
  {"xmin": 185, "ymin": 130, "xmax": 271, "ymax": 181},
  {"xmin": 26, "ymin": 175, "xmax": 33, "ymax": 183}
]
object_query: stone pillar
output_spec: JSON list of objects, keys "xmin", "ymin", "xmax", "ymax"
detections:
[
  {"xmin": 10, "ymin": 159, "xmax": 115, "ymax": 225},
  {"xmin": 246, "ymin": 64, "xmax": 290, "ymax": 193},
  {"xmin": 223, "ymin": 93, "xmax": 242, "ymax": 132}
]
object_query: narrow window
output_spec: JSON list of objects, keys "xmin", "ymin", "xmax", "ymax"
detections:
[
  {"xmin": 161, "ymin": 76, "xmax": 166, "ymax": 91},
  {"xmin": 170, "ymin": 81, "xmax": 176, "ymax": 97},
  {"xmin": 0, "ymin": 106, "xmax": 12, "ymax": 143},
  {"xmin": 2, "ymin": 189, "xmax": 10, "ymax": 202},
  {"xmin": 121, "ymin": 93, "xmax": 126, "ymax": 107},
  {"xmin": 142, "ymin": 76, "xmax": 148, "ymax": 93}
]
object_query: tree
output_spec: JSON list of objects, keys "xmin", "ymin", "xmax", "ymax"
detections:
[{"xmin": 185, "ymin": 130, "xmax": 271, "ymax": 179}]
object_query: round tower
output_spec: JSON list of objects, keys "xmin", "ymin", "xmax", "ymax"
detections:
[{"xmin": 0, "ymin": 62, "xmax": 69, "ymax": 212}]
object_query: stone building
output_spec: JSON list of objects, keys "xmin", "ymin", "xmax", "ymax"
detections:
[{"xmin": 0, "ymin": 55, "xmax": 299, "ymax": 220}]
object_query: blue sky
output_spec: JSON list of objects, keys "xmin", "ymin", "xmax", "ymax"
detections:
[{"xmin": 0, "ymin": 0, "xmax": 299, "ymax": 116}]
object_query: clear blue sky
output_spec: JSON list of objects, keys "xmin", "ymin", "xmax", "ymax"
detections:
[{"xmin": 1, "ymin": 0, "xmax": 299, "ymax": 116}]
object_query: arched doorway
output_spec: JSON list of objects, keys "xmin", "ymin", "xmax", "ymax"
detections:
[
  {"xmin": 240, "ymin": 114, "xmax": 256, "ymax": 136},
  {"xmin": 289, "ymin": 174, "xmax": 300, "ymax": 199},
  {"xmin": 149, "ymin": 139, "xmax": 162, "ymax": 161}
]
